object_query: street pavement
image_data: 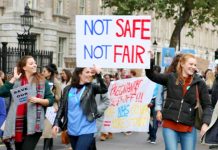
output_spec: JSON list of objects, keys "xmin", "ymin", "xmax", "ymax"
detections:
[{"xmin": 0, "ymin": 127, "xmax": 213, "ymax": 150}]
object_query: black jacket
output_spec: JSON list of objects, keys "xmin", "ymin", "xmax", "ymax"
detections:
[
  {"xmin": 53, "ymin": 74, "xmax": 108, "ymax": 130},
  {"xmin": 211, "ymin": 75, "xmax": 218, "ymax": 108},
  {"xmin": 202, "ymin": 102, "xmax": 218, "ymax": 145},
  {"xmin": 146, "ymin": 62, "xmax": 213, "ymax": 126}
]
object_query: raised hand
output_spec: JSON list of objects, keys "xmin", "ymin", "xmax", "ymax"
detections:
[
  {"xmin": 9, "ymin": 67, "xmax": 22, "ymax": 83},
  {"xmin": 92, "ymin": 64, "xmax": 102, "ymax": 74},
  {"xmin": 148, "ymin": 50, "xmax": 154, "ymax": 59},
  {"xmin": 13, "ymin": 67, "xmax": 22, "ymax": 80}
]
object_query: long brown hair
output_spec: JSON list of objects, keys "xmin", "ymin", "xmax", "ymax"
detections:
[
  {"xmin": 166, "ymin": 54, "xmax": 183, "ymax": 73},
  {"xmin": 205, "ymin": 70, "xmax": 215, "ymax": 89},
  {"xmin": 176, "ymin": 53, "xmax": 196, "ymax": 84},
  {"xmin": 17, "ymin": 55, "xmax": 44, "ymax": 83},
  {"xmin": 70, "ymin": 67, "xmax": 85, "ymax": 87},
  {"xmin": 61, "ymin": 69, "xmax": 72, "ymax": 83}
]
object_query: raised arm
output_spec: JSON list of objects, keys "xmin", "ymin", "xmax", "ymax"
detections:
[
  {"xmin": 0, "ymin": 67, "xmax": 21, "ymax": 97},
  {"xmin": 145, "ymin": 51, "xmax": 169, "ymax": 86},
  {"xmin": 92, "ymin": 74, "xmax": 108, "ymax": 94},
  {"xmin": 91, "ymin": 65, "xmax": 108, "ymax": 94}
]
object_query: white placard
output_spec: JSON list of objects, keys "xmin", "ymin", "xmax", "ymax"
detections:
[
  {"xmin": 76, "ymin": 15, "xmax": 151, "ymax": 69},
  {"xmin": 0, "ymin": 121, "xmax": 5, "ymax": 131},
  {"xmin": 101, "ymin": 77, "xmax": 155, "ymax": 133},
  {"xmin": 45, "ymin": 106, "xmax": 57, "ymax": 125},
  {"xmin": 10, "ymin": 84, "xmax": 30, "ymax": 105}
]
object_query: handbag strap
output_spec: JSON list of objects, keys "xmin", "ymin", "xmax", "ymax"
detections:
[{"xmin": 195, "ymin": 85, "xmax": 200, "ymax": 108}]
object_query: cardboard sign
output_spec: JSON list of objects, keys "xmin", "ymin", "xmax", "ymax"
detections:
[
  {"xmin": 10, "ymin": 84, "xmax": 30, "ymax": 105},
  {"xmin": 161, "ymin": 47, "xmax": 175, "ymax": 67},
  {"xmin": 101, "ymin": 77, "xmax": 155, "ymax": 133},
  {"xmin": 76, "ymin": 15, "xmax": 151, "ymax": 69},
  {"xmin": 45, "ymin": 106, "xmax": 57, "ymax": 125}
]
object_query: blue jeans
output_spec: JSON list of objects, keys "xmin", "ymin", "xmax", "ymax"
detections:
[
  {"xmin": 148, "ymin": 106, "xmax": 158, "ymax": 141},
  {"xmin": 162, "ymin": 127, "xmax": 197, "ymax": 150},
  {"xmin": 68, "ymin": 133, "xmax": 94, "ymax": 150}
]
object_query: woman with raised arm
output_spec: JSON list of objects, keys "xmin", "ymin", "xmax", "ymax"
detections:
[
  {"xmin": 0, "ymin": 56, "xmax": 54, "ymax": 150},
  {"xmin": 52, "ymin": 66, "xmax": 107, "ymax": 150},
  {"xmin": 146, "ymin": 52, "xmax": 213, "ymax": 150}
]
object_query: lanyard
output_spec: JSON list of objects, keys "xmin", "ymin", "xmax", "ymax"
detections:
[{"xmin": 73, "ymin": 86, "xmax": 86, "ymax": 104}]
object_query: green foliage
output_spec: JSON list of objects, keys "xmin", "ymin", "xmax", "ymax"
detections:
[{"xmin": 104, "ymin": 0, "xmax": 218, "ymax": 35}]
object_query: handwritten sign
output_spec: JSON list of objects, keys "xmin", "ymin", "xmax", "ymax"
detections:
[
  {"xmin": 101, "ymin": 77, "xmax": 155, "ymax": 133},
  {"xmin": 76, "ymin": 15, "xmax": 151, "ymax": 69},
  {"xmin": 10, "ymin": 84, "xmax": 30, "ymax": 105},
  {"xmin": 45, "ymin": 106, "xmax": 57, "ymax": 125}
]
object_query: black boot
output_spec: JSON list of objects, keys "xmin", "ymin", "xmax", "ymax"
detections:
[
  {"xmin": 43, "ymin": 138, "xmax": 50, "ymax": 150},
  {"xmin": 4, "ymin": 141, "xmax": 13, "ymax": 150}
]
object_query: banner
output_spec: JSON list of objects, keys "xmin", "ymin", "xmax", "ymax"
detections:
[
  {"xmin": 76, "ymin": 15, "xmax": 151, "ymax": 69},
  {"xmin": 161, "ymin": 47, "xmax": 175, "ymax": 67},
  {"xmin": 10, "ymin": 84, "xmax": 30, "ymax": 105},
  {"xmin": 101, "ymin": 77, "xmax": 155, "ymax": 133},
  {"xmin": 180, "ymin": 49, "xmax": 196, "ymax": 54}
]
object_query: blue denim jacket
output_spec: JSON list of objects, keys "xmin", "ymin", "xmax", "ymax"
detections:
[{"xmin": 155, "ymin": 85, "xmax": 163, "ymax": 111}]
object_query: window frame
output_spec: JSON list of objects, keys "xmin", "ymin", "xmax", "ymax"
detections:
[
  {"xmin": 55, "ymin": 0, "xmax": 64, "ymax": 15},
  {"xmin": 28, "ymin": 0, "xmax": 37, "ymax": 9},
  {"xmin": 57, "ymin": 37, "xmax": 66, "ymax": 67},
  {"xmin": 79, "ymin": 0, "xmax": 86, "ymax": 14}
]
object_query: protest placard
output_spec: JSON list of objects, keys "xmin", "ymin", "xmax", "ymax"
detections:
[
  {"xmin": 76, "ymin": 15, "xmax": 151, "ymax": 69},
  {"xmin": 101, "ymin": 77, "xmax": 155, "ymax": 133},
  {"xmin": 10, "ymin": 84, "xmax": 30, "ymax": 105},
  {"xmin": 161, "ymin": 47, "xmax": 175, "ymax": 67},
  {"xmin": 45, "ymin": 106, "xmax": 57, "ymax": 125}
]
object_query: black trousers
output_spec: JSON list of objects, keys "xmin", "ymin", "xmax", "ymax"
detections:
[
  {"xmin": 15, "ymin": 132, "xmax": 42, "ymax": 150},
  {"xmin": 88, "ymin": 138, "xmax": 97, "ymax": 150}
]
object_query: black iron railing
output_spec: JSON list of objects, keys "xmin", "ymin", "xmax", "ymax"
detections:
[{"xmin": 0, "ymin": 43, "xmax": 53, "ymax": 75}]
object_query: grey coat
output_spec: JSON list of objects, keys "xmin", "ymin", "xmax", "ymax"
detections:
[
  {"xmin": 96, "ymin": 92, "xmax": 110, "ymax": 135},
  {"xmin": 2, "ymin": 80, "xmax": 54, "ymax": 140}
]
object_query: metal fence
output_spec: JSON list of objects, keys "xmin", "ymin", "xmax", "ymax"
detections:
[{"xmin": 0, "ymin": 43, "xmax": 53, "ymax": 75}]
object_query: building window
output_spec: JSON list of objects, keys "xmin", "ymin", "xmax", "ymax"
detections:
[
  {"xmin": 99, "ymin": 0, "xmax": 105, "ymax": 15},
  {"xmin": 28, "ymin": 0, "xmax": 37, "ymax": 9},
  {"xmin": 57, "ymin": 37, "xmax": 66, "ymax": 67},
  {"xmin": 56, "ymin": 0, "xmax": 63, "ymax": 15},
  {"xmin": 35, "ymin": 34, "xmax": 40, "ymax": 50},
  {"xmin": 79, "ymin": 0, "xmax": 86, "ymax": 14}
]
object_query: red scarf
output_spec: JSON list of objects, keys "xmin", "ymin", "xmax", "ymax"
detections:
[{"xmin": 15, "ymin": 77, "xmax": 28, "ymax": 142}]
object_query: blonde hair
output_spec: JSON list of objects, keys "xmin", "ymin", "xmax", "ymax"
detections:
[
  {"xmin": 176, "ymin": 53, "xmax": 196, "ymax": 84},
  {"xmin": 205, "ymin": 70, "xmax": 215, "ymax": 89}
]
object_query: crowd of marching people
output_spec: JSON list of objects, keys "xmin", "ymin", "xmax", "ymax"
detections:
[{"xmin": 0, "ymin": 52, "xmax": 217, "ymax": 150}]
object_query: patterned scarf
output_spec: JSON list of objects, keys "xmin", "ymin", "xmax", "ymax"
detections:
[
  {"xmin": 15, "ymin": 77, "xmax": 44, "ymax": 142},
  {"xmin": 35, "ymin": 83, "xmax": 44, "ymax": 132},
  {"xmin": 15, "ymin": 77, "xmax": 28, "ymax": 142}
]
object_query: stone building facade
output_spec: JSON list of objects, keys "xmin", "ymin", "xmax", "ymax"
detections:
[{"xmin": 0, "ymin": 0, "xmax": 217, "ymax": 70}]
